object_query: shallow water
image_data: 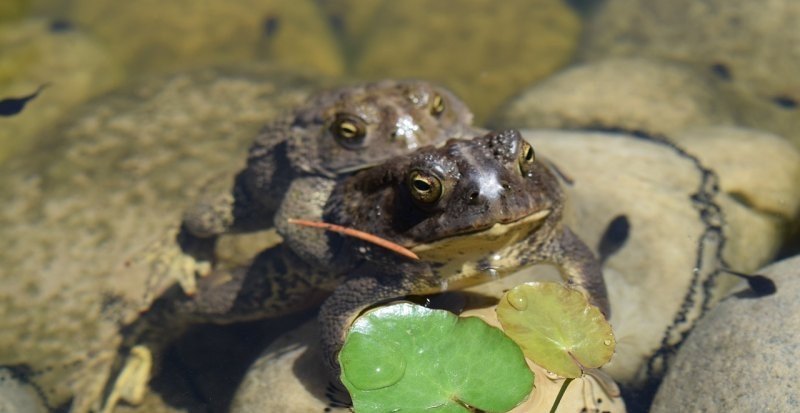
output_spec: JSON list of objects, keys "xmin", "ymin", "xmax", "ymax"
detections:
[{"xmin": 1, "ymin": 1, "xmax": 799, "ymax": 413}]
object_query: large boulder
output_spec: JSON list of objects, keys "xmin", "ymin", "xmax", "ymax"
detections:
[
  {"xmin": 228, "ymin": 126, "xmax": 800, "ymax": 412},
  {"xmin": 44, "ymin": 0, "xmax": 344, "ymax": 77},
  {"xmin": 493, "ymin": 58, "xmax": 735, "ymax": 137},
  {"xmin": 651, "ymin": 255, "xmax": 800, "ymax": 412},
  {"xmin": 230, "ymin": 315, "xmax": 627, "ymax": 413},
  {"xmin": 0, "ymin": 0, "xmax": 29, "ymax": 22},
  {"xmin": 352, "ymin": 0, "xmax": 581, "ymax": 121},
  {"xmin": 524, "ymin": 128, "xmax": 799, "ymax": 386},
  {"xmin": 580, "ymin": 0, "xmax": 800, "ymax": 148}
]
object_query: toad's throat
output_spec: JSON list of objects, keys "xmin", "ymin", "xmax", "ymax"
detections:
[{"xmin": 409, "ymin": 208, "xmax": 551, "ymax": 262}]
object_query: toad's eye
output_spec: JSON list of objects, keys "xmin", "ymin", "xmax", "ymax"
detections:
[
  {"xmin": 407, "ymin": 170, "xmax": 443, "ymax": 204},
  {"xmin": 330, "ymin": 114, "xmax": 367, "ymax": 147},
  {"xmin": 430, "ymin": 93, "xmax": 446, "ymax": 117},
  {"xmin": 518, "ymin": 140, "xmax": 536, "ymax": 175}
]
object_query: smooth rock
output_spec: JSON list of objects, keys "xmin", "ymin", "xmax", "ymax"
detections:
[
  {"xmin": 519, "ymin": 129, "xmax": 798, "ymax": 386},
  {"xmin": 61, "ymin": 0, "xmax": 344, "ymax": 77},
  {"xmin": 230, "ymin": 127, "xmax": 800, "ymax": 410},
  {"xmin": 580, "ymin": 0, "xmax": 800, "ymax": 147},
  {"xmin": 493, "ymin": 58, "xmax": 735, "ymax": 137},
  {"xmin": 230, "ymin": 315, "xmax": 627, "ymax": 413},
  {"xmin": 353, "ymin": 0, "xmax": 580, "ymax": 122},
  {"xmin": 0, "ymin": 67, "xmax": 319, "ymax": 413},
  {"xmin": 671, "ymin": 126, "xmax": 800, "ymax": 221},
  {"xmin": 316, "ymin": 0, "xmax": 386, "ymax": 54},
  {"xmin": 0, "ymin": 0, "xmax": 28, "ymax": 22},
  {"xmin": 651, "ymin": 255, "xmax": 800, "ymax": 412},
  {"xmin": 0, "ymin": 19, "xmax": 122, "ymax": 163},
  {"xmin": 0, "ymin": 368, "xmax": 47, "ymax": 413}
]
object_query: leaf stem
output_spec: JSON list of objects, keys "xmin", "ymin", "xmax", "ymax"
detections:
[{"xmin": 549, "ymin": 377, "xmax": 574, "ymax": 413}]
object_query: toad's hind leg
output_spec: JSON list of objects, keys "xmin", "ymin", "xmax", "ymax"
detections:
[
  {"xmin": 182, "ymin": 170, "xmax": 279, "ymax": 240},
  {"xmin": 104, "ymin": 243, "xmax": 334, "ymax": 413},
  {"xmin": 153, "ymin": 169, "xmax": 283, "ymax": 298},
  {"xmin": 550, "ymin": 227, "xmax": 611, "ymax": 316},
  {"xmin": 171, "ymin": 242, "xmax": 338, "ymax": 323}
]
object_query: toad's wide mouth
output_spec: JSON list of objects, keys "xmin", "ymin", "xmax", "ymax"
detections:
[{"xmin": 409, "ymin": 208, "xmax": 551, "ymax": 261}]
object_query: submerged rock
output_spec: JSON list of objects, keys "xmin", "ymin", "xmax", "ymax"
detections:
[
  {"xmin": 580, "ymin": 0, "xmax": 800, "ymax": 147},
  {"xmin": 353, "ymin": 0, "xmax": 580, "ymax": 121},
  {"xmin": 493, "ymin": 58, "xmax": 735, "ymax": 137},
  {"xmin": 60, "ymin": 0, "xmax": 344, "ymax": 77},
  {"xmin": 0, "ymin": 66, "xmax": 318, "ymax": 412},
  {"xmin": 0, "ymin": 19, "xmax": 122, "ymax": 164},
  {"xmin": 0, "ymin": 0, "xmax": 29, "ymax": 22},
  {"xmin": 651, "ymin": 255, "xmax": 800, "ymax": 412}
]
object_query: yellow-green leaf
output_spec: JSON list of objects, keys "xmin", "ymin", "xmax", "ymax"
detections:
[{"xmin": 496, "ymin": 282, "xmax": 615, "ymax": 378}]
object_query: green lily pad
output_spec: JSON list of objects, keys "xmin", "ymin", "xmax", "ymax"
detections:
[
  {"xmin": 339, "ymin": 302, "xmax": 534, "ymax": 413},
  {"xmin": 496, "ymin": 282, "xmax": 615, "ymax": 378}
]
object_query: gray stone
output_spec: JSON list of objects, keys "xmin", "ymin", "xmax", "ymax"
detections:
[
  {"xmin": 0, "ymin": 369, "xmax": 47, "ymax": 413},
  {"xmin": 651, "ymin": 255, "xmax": 800, "ymax": 412}
]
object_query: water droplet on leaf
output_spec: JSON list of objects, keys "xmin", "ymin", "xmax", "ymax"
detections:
[
  {"xmin": 506, "ymin": 289, "xmax": 528, "ymax": 311},
  {"xmin": 340, "ymin": 333, "xmax": 405, "ymax": 390}
]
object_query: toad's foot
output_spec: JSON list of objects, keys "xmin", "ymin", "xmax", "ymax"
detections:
[
  {"xmin": 129, "ymin": 227, "xmax": 215, "ymax": 309},
  {"xmin": 100, "ymin": 346, "xmax": 152, "ymax": 413}
]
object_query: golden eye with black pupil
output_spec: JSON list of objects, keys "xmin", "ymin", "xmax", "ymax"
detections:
[
  {"xmin": 430, "ymin": 93, "xmax": 445, "ymax": 116},
  {"xmin": 518, "ymin": 141, "xmax": 536, "ymax": 173},
  {"xmin": 330, "ymin": 114, "xmax": 367, "ymax": 147},
  {"xmin": 407, "ymin": 170, "xmax": 443, "ymax": 204}
]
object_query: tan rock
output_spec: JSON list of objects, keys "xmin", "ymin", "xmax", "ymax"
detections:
[
  {"xmin": 671, "ymin": 126, "xmax": 800, "ymax": 221},
  {"xmin": 353, "ymin": 0, "xmax": 580, "ymax": 122},
  {"xmin": 231, "ymin": 315, "xmax": 626, "ymax": 413},
  {"xmin": 581, "ymin": 0, "xmax": 800, "ymax": 147},
  {"xmin": 64, "ymin": 0, "xmax": 344, "ymax": 77},
  {"xmin": 519, "ymin": 128, "xmax": 797, "ymax": 385},
  {"xmin": 0, "ymin": 0, "xmax": 29, "ymax": 22},
  {"xmin": 493, "ymin": 58, "xmax": 735, "ymax": 137},
  {"xmin": 0, "ymin": 67, "xmax": 318, "ymax": 412},
  {"xmin": 316, "ymin": 0, "xmax": 386, "ymax": 53},
  {"xmin": 0, "ymin": 19, "xmax": 122, "ymax": 163},
  {"xmin": 233, "ymin": 126, "xmax": 800, "ymax": 411}
]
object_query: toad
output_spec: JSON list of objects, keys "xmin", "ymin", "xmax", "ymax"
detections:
[
  {"xmin": 144, "ymin": 130, "xmax": 609, "ymax": 378},
  {"xmin": 168, "ymin": 80, "xmax": 478, "ymax": 295}
]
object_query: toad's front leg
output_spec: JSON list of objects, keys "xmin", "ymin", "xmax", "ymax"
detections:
[
  {"xmin": 318, "ymin": 262, "xmax": 435, "ymax": 376},
  {"xmin": 545, "ymin": 226, "xmax": 611, "ymax": 316}
]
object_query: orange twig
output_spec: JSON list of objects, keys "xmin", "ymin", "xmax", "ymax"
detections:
[{"xmin": 287, "ymin": 218, "xmax": 419, "ymax": 261}]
